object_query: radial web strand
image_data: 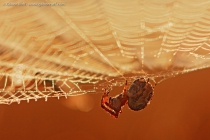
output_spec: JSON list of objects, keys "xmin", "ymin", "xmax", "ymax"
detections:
[{"xmin": 0, "ymin": 0, "xmax": 210, "ymax": 104}]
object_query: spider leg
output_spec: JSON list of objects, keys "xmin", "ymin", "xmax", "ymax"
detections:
[
  {"xmin": 101, "ymin": 88, "xmax": 109, "ymax": 103},
  {"xmin": 101, "ymin": 82, "xmax": 129, "ymax": 118},
  {"xmin": 153, "ymin": 83, "xmax": 157, "ymax": 89},
  {"xmin": 123, "ymin": 80, "xmax": 127, "ymax": 95},
  {"xmin": 101, "ymin": 104, "xmax": 119, "ymax": 118},
  {"xmin": 147, "ymin": 78, "xmax": 150, "ymax": 83},
  {"xmin": 101, "ymin": 89, "xmax": 119, "ymax": 118},
  {"xmin": 146, "ymin": 78, "xmax": 157, "ymax": 89}
]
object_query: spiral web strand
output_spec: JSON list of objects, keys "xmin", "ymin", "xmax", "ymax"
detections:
[{"xmin": 0, "ymin": 0, "xmax": 210, "ymax": 104}]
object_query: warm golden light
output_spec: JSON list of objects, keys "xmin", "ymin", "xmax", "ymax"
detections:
[
  {"xmin": 0, "ymin": 1, "xmax": 210, "ymax": 140},
  {"xmin": 61, "ymin": 94, "xmax": 94, "ymax": 112},
  {"xmin": 0, "ymin": 0, "xmax": 210, "ymax": 105}
]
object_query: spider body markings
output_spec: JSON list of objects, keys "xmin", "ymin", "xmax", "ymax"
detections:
[{"xmin": 101, "ymin": 78, "xmax": 154, "ymax": 118}]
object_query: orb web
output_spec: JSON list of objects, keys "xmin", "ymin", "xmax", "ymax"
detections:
[{"xmin": 0, "ymin": 0, "xmax": 210, "ymax": 104}]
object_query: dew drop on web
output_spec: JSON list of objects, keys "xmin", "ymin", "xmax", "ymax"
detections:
[{"xmin": 0, "ymin": 0, "xmax": 210, "ymax": 105}]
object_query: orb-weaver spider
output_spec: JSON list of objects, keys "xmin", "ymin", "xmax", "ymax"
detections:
[{"xmin": 101, "ymin": 78, "xmax": 154, "ymax": 118}]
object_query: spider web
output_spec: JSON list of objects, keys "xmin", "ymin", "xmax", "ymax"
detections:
[{"xmin": 0, "ymin": 0, "xmax": 210, "ymax": 104}]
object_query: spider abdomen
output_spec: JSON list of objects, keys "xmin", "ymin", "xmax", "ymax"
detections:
[
  {"xmin": 127, "ymin": 78, "xmax": 154, "ymax": 111},
  {"xmin": 128, "ymin": 98, "xmax": 147, "ymax": 111}
]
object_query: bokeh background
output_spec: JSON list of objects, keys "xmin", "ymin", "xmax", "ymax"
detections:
[
  {"xmin": 0, "ymin": 68, "xmax": 209, "ymax": 140},
  {"xmin": 1, "ymin": 0, "xmax": 210, "ymax": 140}
]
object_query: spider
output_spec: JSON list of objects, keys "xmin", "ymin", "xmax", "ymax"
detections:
[{"xmin": 101, "ymin": 78, "xmax": 154, "ymax": 118}]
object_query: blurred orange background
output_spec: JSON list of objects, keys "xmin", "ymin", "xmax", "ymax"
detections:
[{"xmin": 0, "ymin": 68, "xmax": 210, "ymax": 140}]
